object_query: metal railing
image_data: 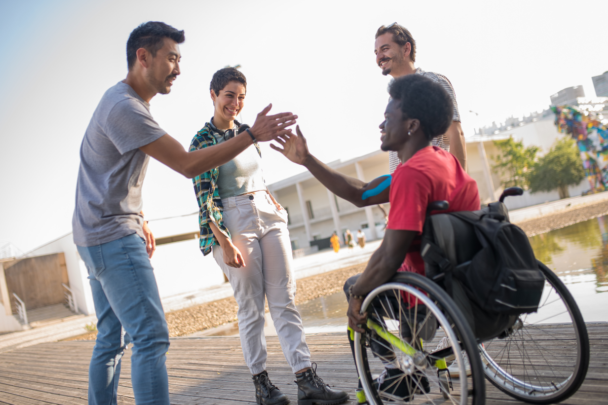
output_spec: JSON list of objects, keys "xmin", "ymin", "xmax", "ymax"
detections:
[
  {"xmin": 62, "ymin": 284, "xmax": 77, "ymax": 313},
  {"xmin": 13, "ymin": 293, "xmax": 28, "ymax": 325}
]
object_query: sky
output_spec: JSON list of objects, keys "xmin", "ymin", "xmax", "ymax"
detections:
[{"xmin": 1, "ymin": 0, "xmax": 608, "ymax": 254}]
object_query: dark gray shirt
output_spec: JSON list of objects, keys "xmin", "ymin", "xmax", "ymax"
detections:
[{"xmin": 72, "ymin": 82, "xmax": 166, "ymax": 246}]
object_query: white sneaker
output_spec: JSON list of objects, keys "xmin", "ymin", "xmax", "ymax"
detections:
[
  {"xmin": 447, "ymin": 352, "xmax": 472, "ymax": 377},
  {"xmin": 434, "ymin": 336, "xmax": 450, "ymax": 351},
  {"xmin": 434, "ymin": 336, "xmax": 455, "ymax": 362}
]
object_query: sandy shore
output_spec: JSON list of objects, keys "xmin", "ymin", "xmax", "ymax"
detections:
[{"xmin": 65, "ymin": 198, "xmax": 608, "ymax": 341}]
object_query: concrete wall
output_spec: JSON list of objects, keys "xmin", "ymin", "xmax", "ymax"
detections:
[
  {"xmin": 26, "ymin": 234, "xmax": 95, "ymax": 315},
  {"xmin": 0, "ymin": 262, "xmax": 24, "ymax": 332},
  {"xmin": 0, "ymin": 302, "xmax": 22, "ymax": 333},
  {"xmin": 504, "ymin": 180, "xmax": 589, "ymax": 211}
]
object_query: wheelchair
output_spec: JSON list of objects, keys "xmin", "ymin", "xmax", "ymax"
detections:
[{"xmin": 353, "ymin": 188, "xmax": 591, "ymax": 405}]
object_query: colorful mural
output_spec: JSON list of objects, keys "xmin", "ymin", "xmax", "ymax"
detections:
[{"xmin": 552, "ymin": 105, "xmax": 608, "ymax": 192}]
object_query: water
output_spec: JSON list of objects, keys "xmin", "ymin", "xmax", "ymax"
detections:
[
  {"xmin": 202, "ymin": 215, "xmax": 608, "ymax": 336},
  {"xmin": 527, "ymin": 214, "xmax": 608, "ymax": 322}
]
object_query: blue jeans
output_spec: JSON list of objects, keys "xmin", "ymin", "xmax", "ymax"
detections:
[{"xmin": 78, "ymin": 233, "xmax": 170, "ymax": 405}]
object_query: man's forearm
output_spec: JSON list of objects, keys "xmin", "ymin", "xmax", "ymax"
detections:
[
  {"xmin": 351, "ymin": 248, "xmax": 402, "ymax": 296},
  {"xmin": 447, "ymin": 122, "xmax": 466, "ymax": 171},
  {"xmin": 141, "ymin": 132, "xmax": 254, "ymax": 179},
  {"xmin": 209, "ymin": 222, "xmax": 230, "ymax": 248},
  {"xmin": 303, "ymin": 154, "xmax": 370, "ymax": 207},
  {"xmin": 185, "ymin": 133, "xmax": 254, "ymax": 178}
]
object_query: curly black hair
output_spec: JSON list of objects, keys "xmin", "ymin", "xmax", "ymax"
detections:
[
  {"xmin": 210, "ymin": 68, "xmax": 247, "ymax": 96},
  {"xmin": 388, "ymin": 75, "xmax": 453, "ymax": 141},
  {"xmin": 127, "ymin": 22, "xmax": 185, "ymax": 69}
]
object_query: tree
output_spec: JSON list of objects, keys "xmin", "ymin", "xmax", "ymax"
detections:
[
  {"xmin": 528, "ymin": 137, "xmax": 585, "ymax": 199},
  {"xmin": 492, "ymin": 136, "xmax": 539, "ymax": 189}
]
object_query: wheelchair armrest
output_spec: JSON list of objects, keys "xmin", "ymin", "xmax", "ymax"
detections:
[{"xmin": 427, "ymin": 201, "xmax": 449, "ymax": 214}]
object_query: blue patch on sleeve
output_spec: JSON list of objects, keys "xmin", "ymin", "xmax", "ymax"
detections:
[{"xmin": 362, "ymin": 175, "xmax": 392, "ymax": 200}]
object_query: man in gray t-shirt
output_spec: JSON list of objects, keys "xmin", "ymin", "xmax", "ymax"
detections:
[
  {"xmin": 73, "ymin": 81, "xmax": 166, "ymax": 246},
  {"xmin": 374, "ymin": 23, "xmax": 466, "ymax": 173},
  {"xmin": 74, "ymin": 22, "xmax": 297, "ymax": 405}
]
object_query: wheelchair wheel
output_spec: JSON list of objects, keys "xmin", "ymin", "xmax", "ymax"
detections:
[
  {"xmin": 480, "ymin": 261, "xmax": 590, "ymax": 404},
  {"xmin": 353, "ymin": 272, "xmax": 486, "ymax": 404}
]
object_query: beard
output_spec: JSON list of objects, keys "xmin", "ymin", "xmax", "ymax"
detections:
[
  {"xmin": 146, "ymin": 67, "xmax": 175, "ymax": 95},
  {"xmin": 381, "ymin": 67, "xmax": 391, "ymax": 76},
  {"xmin": 157, "ymin": 75, "xmax": 176, "ymax": 94}
]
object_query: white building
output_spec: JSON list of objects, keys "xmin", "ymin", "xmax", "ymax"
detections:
[
  {"xmin": 268, "ymin": 151, "xmax": 388, "ymax": 251},
  {"xmin": 593, "ymin": 71, "xmax": 608, "ymax": 97},
  {"xmin": 550, "ymin": 85, "xmax": 586, "ymax": 106}
]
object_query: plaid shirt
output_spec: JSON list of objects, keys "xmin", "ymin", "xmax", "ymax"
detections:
[{"xmin": 189, "ymin": 120, "xmax": 261, "ymax": 255}]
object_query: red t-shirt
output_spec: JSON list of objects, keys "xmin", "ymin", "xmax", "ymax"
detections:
[{"xmin": 387, "ymin": 146, "xmax": 480, "ymax": 275}]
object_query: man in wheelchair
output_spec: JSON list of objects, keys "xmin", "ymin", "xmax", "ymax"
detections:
[
  {"xmin": 273, "ymin": 74, "xmax": 480, "ymax": 401},
  {"xmin": 341, "ymin": 75, "xmax": 480, "ymax": 401},
  {"xmin": 274, "ymin": 73, "xmax": 589, "ymax": 404}
]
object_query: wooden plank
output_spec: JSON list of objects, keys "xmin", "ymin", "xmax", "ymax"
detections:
[{"xmin": 1, "ymin": 326, "xmax": 608, "ymax": 404}]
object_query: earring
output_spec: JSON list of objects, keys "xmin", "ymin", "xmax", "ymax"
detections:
[{"xmin": 408, "ymin": 131, "xmax": 411, "ymax": 136}]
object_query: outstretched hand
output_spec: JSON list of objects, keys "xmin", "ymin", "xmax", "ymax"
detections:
[
  {"xmin": 250, "ymin": 104, "xmax": 298, "ymax": 142},
  {"xmin": 270, "ymin": 125, "xmax": 311, "ymax": 165}
]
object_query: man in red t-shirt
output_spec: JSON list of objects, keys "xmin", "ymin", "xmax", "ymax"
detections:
[
  {"xmin": 339, "ymin": 75, "xmax": 479, "ymax": 322},
  {"xmin": 274, "ymin": 73, "xmax": 479, "ymax": 401},
  {"xmin": 346, "ymin": 75, "xmax": 479, "ymax": 401},
  {"xmin": 389, "ymin": 146, "xmax": 479, "ymax": 276}
]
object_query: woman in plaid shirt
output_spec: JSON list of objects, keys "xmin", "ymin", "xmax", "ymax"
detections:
[{"xmin": 190, "ymin": 68, "xmax": 348, "ymax": 405}]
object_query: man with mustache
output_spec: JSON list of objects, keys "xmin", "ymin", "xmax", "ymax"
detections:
[
  {"xmin": 375, "ymin": 23, "xmax": 466, "ymax": 172},
  {"xmin": 73, "ymin": 21, "xmax": 296, "ymax": 405}
]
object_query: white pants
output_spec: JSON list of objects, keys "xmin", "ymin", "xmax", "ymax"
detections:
[{"xmin": 213, "ymin": 191, "xmax": 311, "ymax": 374}]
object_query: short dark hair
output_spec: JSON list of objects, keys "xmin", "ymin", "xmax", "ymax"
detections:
[
  {"xmin": 126, "ymin": 22, "xmax": 185, "ymax": 69},
  {"xmin": 388, "ymin": 75, "xmax": 453, "ymax": 141},
  {"xmin": 376, "ymin": 23, "xmax": 416, "ymax": 62},
  {"xmin": 210, "ymin": 68, "xmax": 247, "ymax": 96}
]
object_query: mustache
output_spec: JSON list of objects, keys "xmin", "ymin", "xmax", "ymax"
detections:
[{"xmin": 378, "ymin": 57, "xmax": 390, "ymax": 66}]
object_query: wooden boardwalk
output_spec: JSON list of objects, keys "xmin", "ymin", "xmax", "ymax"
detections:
[{"xmin": 0, "ymin": 323, "xmax": 606, "ymax": 404}]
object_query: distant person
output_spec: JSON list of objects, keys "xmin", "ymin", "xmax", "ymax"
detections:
[
  {"xmin": 345, "ymin": 229, "xmax": 355, "ymax": 250},
  {"xmin": 330, "ymin": 232, "xmax": 340, "ymax": 253},
  {"xmin": 356, "ymin": 229, "xmax": 366, "ymax": 248},
  {"xmin": 72, "ymin": 22, "xmax": 296, "ymax": 405},
  {"xmin": 189, "ymin": 68, "xmax": 348, "ymax": 405},
  {"xmin": 375, "ymin": 22, "xmax": 466, "ymax": 172}
]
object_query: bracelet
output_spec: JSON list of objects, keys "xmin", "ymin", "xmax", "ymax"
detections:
[
  {"xmin": 349, "ymin": 284, "xmax": 366, "ymax": 300},
  {"xmin": 246, "ymin": 128, "xmax": 258, "ymax": 144}
]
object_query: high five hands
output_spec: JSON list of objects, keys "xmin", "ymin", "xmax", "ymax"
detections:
[
  {"xmin": 270, "ymin": 125, "xmax": 311, "ymax": 165},
  {"xmin": 250, "ymin": 104, "xmax": 298, "ymax": 142}
]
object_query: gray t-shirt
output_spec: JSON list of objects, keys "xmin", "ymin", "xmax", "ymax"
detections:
[{"xmin": 72, "ymin": 82, "xmax": 166, "ymax": 246}]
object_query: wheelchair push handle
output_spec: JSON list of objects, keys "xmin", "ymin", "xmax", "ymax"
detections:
[
  {"xmin": 499, "ymin": 187, "xmax": 524, "ymax": 203},
  {"xmin": 427, "ymin": 200, "xmax": 449, "ymax": 214}
]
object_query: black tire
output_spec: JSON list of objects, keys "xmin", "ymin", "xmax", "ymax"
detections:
[
  {"xmin": 354, "ymin": 272, "xmax": 486, "ymax": 405},
  {"xmin": 481, "ymin": 261, "xmax": 590, "ymax": 404}
]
